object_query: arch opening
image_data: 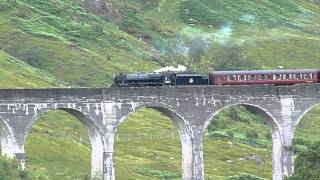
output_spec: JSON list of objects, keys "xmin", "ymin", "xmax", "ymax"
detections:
[
  {"xmin": 115, "ymin": 107, "xmax": 186, "ymax": 179},
  {"xmin": 24, "ymin": 108, "xmax": 102, "ymax": 180},
  {"xmin": 203, "ymin": 104, "xmax": 279, "ymax": 179},
  {"xmin": 291, "ymin": 103, "xmax": 320, "ymax": 178}
]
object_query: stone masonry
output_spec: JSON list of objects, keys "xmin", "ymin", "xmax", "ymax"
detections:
[{"xmin": 0, "ymin": 84, "xmax": 319, "ymax": 180}]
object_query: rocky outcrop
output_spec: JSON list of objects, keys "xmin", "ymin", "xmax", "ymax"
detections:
[{"xmin": 78, "ymin": 0, "xmax": 122, "ymax": 24}]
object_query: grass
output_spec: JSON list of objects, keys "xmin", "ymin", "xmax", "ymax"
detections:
[
  {"xmin": 114, "ymin": 108, "xmax": 272, "ymax": 179},
  {"xmin": 0, "ymin": 0, "xmax": 161, "ymax": 87},
  {"xmin": 0, "ymin": 0, "xmax": 320, "ymax": 179},
  {"xmin": 0, "ymin": 50, "xmax": 62, "ymax": 88},
  {"xmin": 25, "ymin": 110, "xmax": 91, "ymax": 180}
]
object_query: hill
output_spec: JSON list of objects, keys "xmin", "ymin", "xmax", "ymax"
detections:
[{"xmin": 0, "ymin": 0, "xmax": 319, "ymax": 179}]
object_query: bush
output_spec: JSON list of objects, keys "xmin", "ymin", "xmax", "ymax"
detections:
[
  {"xmin": 287, "ymin": 141, "xmax": 320, "ymax": 180},
  {"xmin": 136, "ymin": 168, "xmax": 181, "ymax": 179},
  {"xmin": 227, "ymin": 106, "xmax": 249, "ymax": 123},
  {"xmin": 209, "ymin": 131, "xmax": 228, "ymax": 139},
  {"xmin": 246, "ymin": 130, "xmax": 259, "ymax": 145},
  {"xmin": 213, "ymin": 44, "xmax": 261, "ymax": 71},
  {"xmin": 0, "ymin": 156, "xmax": 37, "ymax": 180},
  {"xmin": 207, "ymin": 119, "xmax": 220, "ymax": 132},
  {"xmin": 226, "ymin": 173, "xmax": 266, "ymax": 180},
  {"xmin": 264, "ymin": 132, "xmax": 272, "ymax": 140},
  {"xmin": 226, "ymin": 130, "xmax": 234, "ymax": 138}
]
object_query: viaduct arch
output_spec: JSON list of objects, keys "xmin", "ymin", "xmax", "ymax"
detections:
[
  {"xmin": 0, "ymin": 84, "xmax": 318, "ymax": 180},
  {"xmin": 202, "ymin": 103, "xmax": 282, "ymax": 180},
  {"xmin": 24, "ymin": 108, "xmax": 106, "ymax": 178}
]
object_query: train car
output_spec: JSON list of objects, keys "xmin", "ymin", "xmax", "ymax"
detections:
[{"xmin": 209, "ymin": 69, "xmax": 319, "ymax": 85}]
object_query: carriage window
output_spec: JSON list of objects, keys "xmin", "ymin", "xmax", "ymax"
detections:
[
  {"xmin": 230, "ymin": 75, "xmax": 236, "ymax": 81},
  {"xmin": 258, "ymin": 75, "xmax": 267, "ymax": 80},
  {"xmin": 292, "ymin": 74, "xmax": 296, "ymax": 79},
  {"xmin": 282, "ymin": 74, "xmax": 290, "ymax": 80},
  {"xmin": 275, "ymin": 74, "xmax": 281, "ymax": 80},
  {"xmin": 303, "ymin": 74, "xmax": 307, "ymax": 79},
  {"xmin": 261, "ymin": 75, "xmax": 267, "ymax": 80},
  {"xmin": 240, "ymin": 75, "xmax": 246, "ymax": 81},
  {"xmin": 296, "ymin": 74, "xmax": 301, "ymax": 80},
  {"xmin": 250, "ymin": 75, "xmax": 257, "ymax": 80},
  {"xmin": 286, "ymin": 74, "xmax": 290, "ymax": 80}
]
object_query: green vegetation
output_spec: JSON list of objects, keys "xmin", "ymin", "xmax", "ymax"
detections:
[
  {"xmin": 0, "ymin": 50, "xmax": 62, "ymax": 88},
  {"xmin": 0, "ymin": 0, "xmax": 319, "ymax": 179},
  {"xmin": 0, "ymin": 0, "xmax": 160, "ymax": 87},
  {"xmin": 0, "ymin": 156, "xmax": 40, "ymax": 180},
  {"xmin": 287, "ymin": 141, "xmax": 320, "ymax": 180},
  {"xmin": 226, "ymin": 173, "xmax": 266, "ymax": 180},
  {"xmin": 25, "ymin": 110, "xmax": 91, "ymax": 180},
  {"xmin": 213, "ymin": 44, "xmax": 261, "ymax": 71},
  {"xmin": 179, "ymin": 0, "xmax": 304, "ymax": 27},
  {"xmin": 115, "ymin": 109, "xmax": 182, "ymax": 180}
]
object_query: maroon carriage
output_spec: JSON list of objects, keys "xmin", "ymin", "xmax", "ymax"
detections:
[{"xmin": 209, "ymin": 69, "xmax": 319, "ymax": 85}]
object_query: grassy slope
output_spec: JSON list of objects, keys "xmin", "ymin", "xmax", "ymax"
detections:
[
  {"xmin": 0, "ymin": 50, "xmax": 60, "ymax": 88},
  {"xmin": 25, "ymin": 111, "xmax": 91, "ymax": 180},
  {"xmin": 0, "ymin": 0, "xmax": 319, "ymax": 179},
  {"xmin": 0, "ymin": 0, "xmax": 160, "ymax": 86},
  {"xmin": 0, "ymin": 49, "xmax": 91, "ymax": 179},
  {"xmin": 126, "ymin": 0, "xmax": 320, "ymax": 71},
  {"xmin": 115, "ymin": 109, "xmax": 272, "ymax": 180}
]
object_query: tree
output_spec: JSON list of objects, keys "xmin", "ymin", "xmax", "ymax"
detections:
[
  {"xmin": 213, "ymin": 44, "xmax": 260, "ymax": 71},
  {"xmin": 287, "ymin": 141, "xmax": 320, "ymax": 180}
]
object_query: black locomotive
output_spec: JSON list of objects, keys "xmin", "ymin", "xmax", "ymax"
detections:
[{"xmin": 112, "ymin": 72, "xmax": 208, "ymax": 87}]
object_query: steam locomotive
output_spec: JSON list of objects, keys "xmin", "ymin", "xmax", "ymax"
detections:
[{"xmin": 112, "ymin": 69, "xmax": 320, "ymax": 87}]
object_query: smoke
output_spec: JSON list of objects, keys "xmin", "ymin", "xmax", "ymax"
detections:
[
  {"xmin": 213, "ymin": 22, "xmax": 233, "ymax": 44},
  {"xmin": 239, "ymin": 14, "xmax": 257, "ymax": 25},
  {"xmin": 154, "ymin": 65, "xmax": 187, "ymax": 73},
  {"xmin": 186, "ymin": 37, "xmax": 207, "ymax": 67},
  {"xmin": 152, "ymin": 23, "xmax": 235, "ymax": 70}
]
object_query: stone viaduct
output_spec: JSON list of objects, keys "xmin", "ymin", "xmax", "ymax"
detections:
[{"xmin": 0, "ymin": 84, "xmax": 319, "ymax": 180}]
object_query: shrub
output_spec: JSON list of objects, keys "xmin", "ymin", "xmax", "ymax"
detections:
[
  {"xmin": 287, "ymin": 141, "xmax": 320, "ymax": 180},
  {"xmin": 213, "ymin": 44, "xmax": 261, "ymax": 71},
  {"xmin": 0, "ymin": 156, "xmax": 37, "ymax": 179},
  {"xmin": 246, "ymin": 129, "xmax": 259, "ymax": 145},
  {"xmin": 226, "ymin": 173, "xmax": 266, "ymax": 180}
]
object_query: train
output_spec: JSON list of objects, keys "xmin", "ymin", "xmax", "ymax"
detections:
[{"xmin": 112, "ymin": 69, "xmax": 320, "ymax": 87}]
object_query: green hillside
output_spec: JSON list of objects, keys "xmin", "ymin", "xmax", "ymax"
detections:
[
  {"xmin": 0, "ymin": 0, "xmax": 319, "ymax": 179},
  {"xmin": 114, "ymin": 0, "xmax": 320, "ymax": 71},
  {"xmin": 0, "ymin": 0, "xmax": 160, "ymax": 86}
]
